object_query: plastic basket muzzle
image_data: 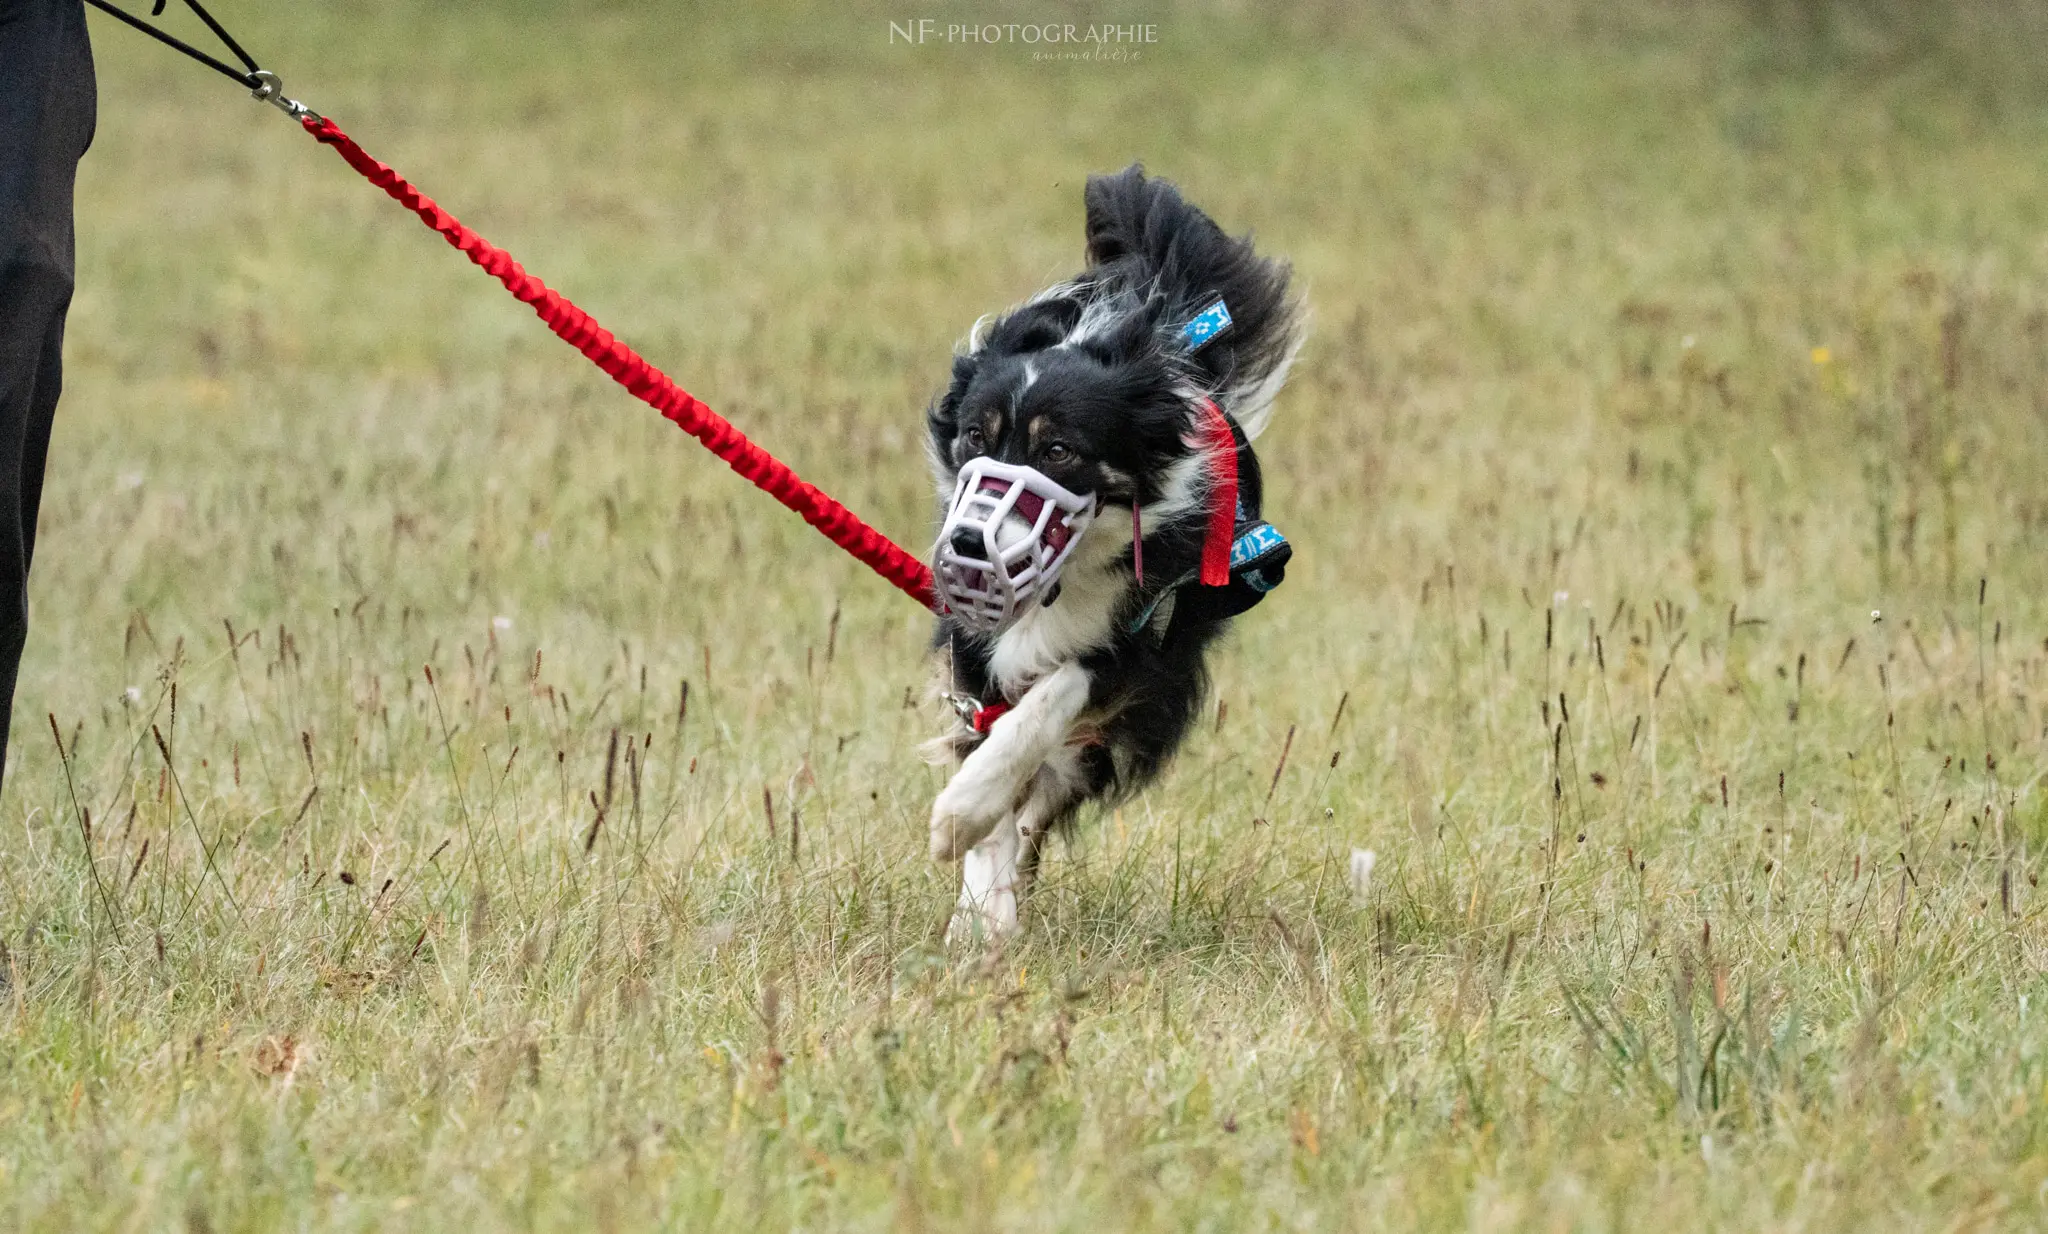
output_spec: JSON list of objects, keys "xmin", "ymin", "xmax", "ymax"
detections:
[{"xmin": 933, "ymin": 459, "xmax": 1098, "ymax": 632}]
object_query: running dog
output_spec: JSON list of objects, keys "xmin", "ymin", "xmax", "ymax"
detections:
[{"xmin": 924, "ymin": 164, "xmax": 1302, "ymax": 940}]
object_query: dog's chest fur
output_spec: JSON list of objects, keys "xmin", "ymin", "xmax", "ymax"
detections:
[{"xmin": 984, "ymin": 512, "xmax": 1133, "ymax": 698}]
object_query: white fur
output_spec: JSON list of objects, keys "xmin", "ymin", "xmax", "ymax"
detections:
[
  {"xmin": 986, "ymin": 514, "xmax": 1131, "ymax": 695},
  {"xmin": 1027, "ymin": 279, "xmax": 1082, "ymax": 307},
  {"xmin": 1061, "ymin": 294, "xmax": 1129, "ymax": 348},
  {"xmin": 959, "ymin": 313, "xmax": 998, "ymax": 355},
  {"xmin": 930, "ymin": 661, "xmax": 1091, "ymax": 860},
  {"xmin": 1141, "ymin": 448, "xmax": 1209, "ymax": 527},
  {"xmin": 926, "ymin": 441, "xmax": 958, "ymax": 508},
  {"xmin": 990, "ymin": 508, "xmax": 1036, "ymax": 553},
  {"xmin": 1219, "ymin": 326, "xmax": 1303, "ymax": 442}
]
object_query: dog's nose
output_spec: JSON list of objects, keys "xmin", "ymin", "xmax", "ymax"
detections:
[{"xmin": 949, "ymin": 527, "xmax": 986, "ymax": 558}]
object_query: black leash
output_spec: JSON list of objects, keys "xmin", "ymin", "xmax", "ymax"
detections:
[
  {"xmin": 82, "ymin": 0, "xmax": 319, "ymax": 121},
  {"xmin": 82, "ymin": 0, "xmax": 258, "ymax": 88},
  {"xmin": 165, "ymin": 0, "xmax": 260, "ymax": 78}
]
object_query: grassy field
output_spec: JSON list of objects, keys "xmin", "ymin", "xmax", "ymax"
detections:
[{"xmin": 9, "ymin": 0, "xmax": 2048, "ymax": 1228}]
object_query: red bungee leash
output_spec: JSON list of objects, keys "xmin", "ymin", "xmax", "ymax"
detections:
[{"xmin": 295, "ymin": 114, "xmax": 938, "ymax": 611}]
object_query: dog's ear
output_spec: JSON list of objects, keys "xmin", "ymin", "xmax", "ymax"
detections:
[
  {"xmin": 1079, "ymin": 289, "xmax": 1168, "ymax": 365},
  {"xmin": 986, "ymin": 297, "xmax": 1083, "ymax": 356},
  {"xmin": 928, "ymin": 354, "xmax": 978, "ymax": 435}
]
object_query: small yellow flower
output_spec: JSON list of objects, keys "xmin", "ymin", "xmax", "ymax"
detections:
[{"xmin": 1810, "ymin": 346, "xmax": 1832, "ymax": 366}]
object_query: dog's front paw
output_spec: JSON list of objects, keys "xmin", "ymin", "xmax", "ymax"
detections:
[
  {"xmin": 947, "ymin": 891, "xmax": 1020, "ymax": 945},
  {"xmin": 948, "ymin": 820, "xmax": 1024, "ymax": 943},
  {"xmin": 929, "ymin": 768, "xmax": 1016, "ymax": 861}
]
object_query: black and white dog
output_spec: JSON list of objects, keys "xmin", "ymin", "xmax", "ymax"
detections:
[{"xmin": 924, "ymin": 165, "xmax": 1302, "ymax": 939}]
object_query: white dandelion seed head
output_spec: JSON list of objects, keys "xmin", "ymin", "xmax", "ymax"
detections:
[{"xmin": 1348, "ymin": 848, "xmax": 1376, "ymax": 899}]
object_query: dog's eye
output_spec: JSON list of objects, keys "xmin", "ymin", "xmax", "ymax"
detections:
[
  {"xmin": 1043, "ymin": 442, "xmax": 1073, "ymax": 464},
  {"xmin": 961, "ymin": 427, "xmax": 985, "ymax": 453}
]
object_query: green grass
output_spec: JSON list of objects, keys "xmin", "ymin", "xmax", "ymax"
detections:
[{"xmin": 10, "ymin": 1, "xmax": 2048, "ymax": 1228}]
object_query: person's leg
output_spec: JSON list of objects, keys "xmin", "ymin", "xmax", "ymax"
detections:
[{"xmin": 0, "ymin": 0, "xmax": 95, "ymax": 781}]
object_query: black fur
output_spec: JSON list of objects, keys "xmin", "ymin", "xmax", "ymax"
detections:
[{"xmin": 926, "ymin": 165, "xmax": 1300, "ymax": 832}]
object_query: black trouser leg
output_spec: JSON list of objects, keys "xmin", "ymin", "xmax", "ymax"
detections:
[{"xmin": 0, "ymin": 0, "xmax": 95, "ymax": 783}]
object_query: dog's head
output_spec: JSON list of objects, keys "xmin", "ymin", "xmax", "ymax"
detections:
[
  {"xmin": 927, "ymin": 166, "xmax": 1302, "ymax": 630},
  {"xmin": 926, "ymin": 293, "xmax": 1203, "ymax": 631},
  {"xmin": 929, "ymin": 292, "xmax": 1194, "ymax": 516}
]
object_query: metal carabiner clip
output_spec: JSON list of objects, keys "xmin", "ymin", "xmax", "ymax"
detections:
[
  {"xmin": 249, "ymin": 69, "xmax": 321, "ymax": 125},
  {"xmin": 942, "ymin": 692, "xmax": 984, "ymax": 728}
]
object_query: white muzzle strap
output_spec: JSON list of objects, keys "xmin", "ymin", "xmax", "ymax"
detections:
[{"xmin": 933, "ymin": 459, "xmax": 1097, "ymax": 632}]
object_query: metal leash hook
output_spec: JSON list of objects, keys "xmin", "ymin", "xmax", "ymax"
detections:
[{"xmin": 248, "ymin": 69, "xmax": 321, "ymax": 125}]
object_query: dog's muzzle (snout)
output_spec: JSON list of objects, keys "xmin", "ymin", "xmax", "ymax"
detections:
[{"xmin": 933, "ymin": 459, "xmax": 1097, "ymax": 632}]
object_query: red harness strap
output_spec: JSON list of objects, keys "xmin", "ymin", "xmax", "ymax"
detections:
[
  {"xmin": 299, "ymin": 116, "xmax": 939, "ymax": 612},
  {"xmin": 970, "ymin": 701, "xmax": 1010, "ymax": 733},
  {"xmin": 1196, "ymin": 398, "xmax": 1238, "ymax": 587}
]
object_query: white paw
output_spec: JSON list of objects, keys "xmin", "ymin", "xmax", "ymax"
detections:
[
  {"xmin": 946, "ymin": 888, "xmax": 1020, "ymax": 945},
  {"xmin": 929, "ymin": 767, "xmax": 1020, "ymax": 861},
  {"xmin": 948, "ymin": 815, "xmax": 1023, "ymax": 944}
]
